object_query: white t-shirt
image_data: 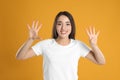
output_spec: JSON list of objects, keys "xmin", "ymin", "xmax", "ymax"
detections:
[{"xmin": 32, "ymin": 39, "xmax": 91, "ymax": 80}]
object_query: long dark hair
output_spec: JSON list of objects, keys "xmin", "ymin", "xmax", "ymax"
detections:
[{"xmin": 52, "ymin": 11, "xmax": 76, "ymax": 39}]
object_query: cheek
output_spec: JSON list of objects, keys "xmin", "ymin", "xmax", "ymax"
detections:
[
  {"xmin": 56, "ymin": 26, "xmax": 61, "ymax": 33},
  {"xmin": 68, "ymin": 26, "xmax": 72, "ymax": 33}
]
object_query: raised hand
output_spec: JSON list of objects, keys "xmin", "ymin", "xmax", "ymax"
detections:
[
  {"xmin": 27, "ymin": 21, "xmax": 42, "ymax": 40},
  {"xmin": 86, "ymin": 27, "xmax": 100, "ymax": 45}
]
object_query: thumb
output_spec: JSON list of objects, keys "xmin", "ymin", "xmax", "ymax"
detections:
[{"xmin": 36, "ymin": 36, "xmax": 43, "ymax": 40}]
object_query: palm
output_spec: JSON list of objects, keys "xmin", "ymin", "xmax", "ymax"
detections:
[
  {"xmin": 86, "ymin": 27, "xmax": 100, "ymax": 45},
  {"xmin": 27, "ymin": 21, "xmax": 42, "ymax": 40}
]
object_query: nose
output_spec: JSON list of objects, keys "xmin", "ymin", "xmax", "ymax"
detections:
[{"xmin": 61, "ymin": 24, "xmax": 66, "ymax": 30}]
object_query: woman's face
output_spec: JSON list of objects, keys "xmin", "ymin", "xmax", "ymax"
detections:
[{"xmin": 56, "ymin": 15, "xmax": 72, "ymax": 39}]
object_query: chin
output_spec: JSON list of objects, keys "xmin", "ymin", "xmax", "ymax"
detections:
[{"xmin": 58, "ymin": 35, "xmax": 69, "ymax": 39}]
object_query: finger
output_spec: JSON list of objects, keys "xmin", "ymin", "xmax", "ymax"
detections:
[
  {"xmin": 35, "ymin": 21, "xmax": 39, "ymax": 30},
  {"xmin": 32, "ymin": 21, "xmax": 35, "ymax": 29},
  {"xmin": 37, "ymin": 24, "xmax": 42, "ymax": 32},
  {"xmin": 27, "ymin": 24, "xmax": 31, "ymax": 30},
  {"xmin": 86, "ymin": 28, "xmax": 90, "ymax": 37},
  {"xmin": 89, "ymin": 26, "xmax": 92, "ymax": 35},
  {"xmin": 86, "ymin": 28, "xmax": 92, "ymax": 39},
  {"xmin": 96, "ymin": 31, "xmax": 100, "ymax": 37},
  {"xmin": 93, "ymin": 27, "xmax": 95, "ymax": 35}
]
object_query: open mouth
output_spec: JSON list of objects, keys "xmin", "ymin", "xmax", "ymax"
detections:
[{"xmin": 60, "ymin": 31, "xmax": 68, "ymax": 34}]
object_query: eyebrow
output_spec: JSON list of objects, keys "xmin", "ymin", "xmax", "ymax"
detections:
[{"xmin": 57, "ymin": 21, "xmax": 70, "ymax": 23}]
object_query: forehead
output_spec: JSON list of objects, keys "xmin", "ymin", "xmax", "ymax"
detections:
[{"xmin": 57, "ymin": 15, "xmax": 70, "ymax": 22}]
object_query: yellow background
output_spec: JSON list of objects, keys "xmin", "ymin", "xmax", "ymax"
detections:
[{"xmin": 0, "ymin": 0, "xmax": 120, "ymax": 80}]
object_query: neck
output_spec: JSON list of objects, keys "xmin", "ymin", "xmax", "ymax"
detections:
[
  {"xmin": 55, "ymin": 37, "xmax": 71, "ymax": 46},
  {"xmin": 56, "ymin": 37, "xmax": 70, "ymax": 45}
]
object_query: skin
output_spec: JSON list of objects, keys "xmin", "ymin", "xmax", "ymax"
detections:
[
  {"xmin": 85, "ymin": 27, "xmax": 105, "ymax": 65},
  {"xmin": 55, "ymin": 15, "xmax": 72, "ymax": 46},
  {"xmin": 16, "ymin": 15, "xmax": 105, "ymax": 65}
]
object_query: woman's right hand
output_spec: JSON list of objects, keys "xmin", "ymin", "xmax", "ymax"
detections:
[{"xmin": 27, "ymin": 21, "xmax": 42, "ymax": 40}]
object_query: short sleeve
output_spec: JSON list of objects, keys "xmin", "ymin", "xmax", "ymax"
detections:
[
  {"xmin": 31, "ymin": 41, "xmax": 43, "ymax": 56},
  {"xmin": 78, "ymin": 41, "xmax": 91, "ymax": 57}
]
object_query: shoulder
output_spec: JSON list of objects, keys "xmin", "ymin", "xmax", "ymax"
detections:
[
  {"xmin": 36, "ymin": 38, "xmax": 54, "ymax": 46},
  {"xmin": 40, "ymin": 39, "xmax": 53, "ymax": 43},
  {"xmin": 72, "ymin": 39, "xmax": 88, "ymax": 47},
  {"xmin": 72, "ymin": 39, "xmax": 84, "ymax": 44}
]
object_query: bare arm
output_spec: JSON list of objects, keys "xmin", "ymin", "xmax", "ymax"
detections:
[
  {"xmin": 16, "ymin": 38, "xmax": 35, "ymax": 60},
  {"xmin": 16, "ymin": 21, "xmax": 42, "ymax": 60},
  {"xmin": 85, "ymin": 27, "xmax": 105, "ymax": 65}
]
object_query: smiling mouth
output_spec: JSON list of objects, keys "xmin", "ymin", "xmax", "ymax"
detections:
[{"xmin": 60, "ymin": 31, "xmax": 68, "ymax": 34}]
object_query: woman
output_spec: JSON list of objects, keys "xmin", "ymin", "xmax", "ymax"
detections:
[{"xmin": 16, "ymin": 11, "xmax": 105, "ymax": 80}]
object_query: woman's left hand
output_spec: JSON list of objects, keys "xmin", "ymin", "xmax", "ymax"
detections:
[{"xmin": 86, "ymin": 27, "xmax": 100, "ymax": 45}]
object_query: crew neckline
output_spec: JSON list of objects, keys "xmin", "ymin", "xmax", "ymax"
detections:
[{"xmin": 53, "ymin": 39, "xmax": 73, "ymax": 48}]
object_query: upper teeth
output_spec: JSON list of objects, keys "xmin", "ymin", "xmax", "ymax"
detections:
[{"xmin": 61, "ymin": 32, "xmax": 66, "ymax": 33}]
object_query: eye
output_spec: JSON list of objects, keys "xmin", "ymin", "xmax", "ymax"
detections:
[
  {"xmin": 57, "ymin": 23, "xmax": 62, "ymax": 25},
  {"xmin": 66, "ymin": 24, "xmax": 70, "ymax": 26}
]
